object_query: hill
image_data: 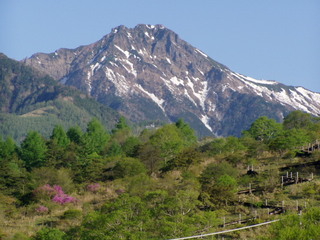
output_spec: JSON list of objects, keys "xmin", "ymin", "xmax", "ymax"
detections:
[
  {"xmin": 0, "ymin": 53, "xmax": 119, "ymax": 141},
  {"xmin": 0, "ymin": 112, "xmax": 319, "ymax": 239}
]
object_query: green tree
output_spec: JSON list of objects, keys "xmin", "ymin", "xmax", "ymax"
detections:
[
  {"xmin": 204, "ymin": 138, "xmax": 226, "ymax": 156},
  {"xmin": 168, "ymin": 146, "xmax": 202, "ymax": 170},
  {"xmin": 200, "ymin": 162, "xmax": 238, "ymax": 206},
  {"xmin": 112, "ymin": 157, "xmax": 147, "ymax": 179},
  {"xmin": 0, "ymin": 136, "xmax": 16, "ymax": 159},
  {"xmin": 104, "ymin": 141, "xmax": 123, "ymax": 157},
  {"xmin": 66, "ymin": 126, "xmax": 83, "ymax": 145},
  {"xmin": 175, "ymin": 119, "xmax": 197, "ymax": 145},
  {"xmin": 82, "ymin": 118, "xmax": 110, "ymax": 155},
  {"xmin": 0, "ymin": 154, "xmax": 29, "ymax": 198},
  {"xmin": 33, "ymin": 227, "xmax": 66, "ymax": 240},
  {"xmin": 50, "ymin": 125, "xmax": 70, "ymax": 147},
  {"xmin": 74, "ymin": 153, "xmax": 108, "ymax": 182},
  {"xmin": 122, "ymin": 136, "xmax": 140, "ymax": 157},
  {"xmin": 137, "ymin": 142, "xmax": 162, "ymax": 173},
  {"xmin": 112, "ymin": 116, "xmax": 130, "ymax": 133},
  {"xmin": 149, "ymin": 124, "xmax": 185, "ymax": 167},
  {"xmin": 20, "ymin": 131, "xmax": 47, "ymax": 170},
  {"xmin": 200, "ymin": 161, "xmax": 238, "ymax": 186},
  {"xmin": 77, "ymin": 194, "xmax": 150, "ymax": 239},
  {"xmin": 243, "ymin": 116, "xmax": 282, "ymax": 144},
  {"xmin": 268, "ymin": 207, "xmax": 320, "ymax": 240},
  {"xmin": 224, "ymin": 136, "xmax": 246, "ymax": 154},
  {"xmin": 283, "ymin": 111, "xmax": 315, "ymax": 130},
  {"xmin": 240, "ymin": 136, "xmax": 268, "ymax": 158},
  {"xmin": 269, "ymin": 128, "xmax": 310, "ymax": 152}
]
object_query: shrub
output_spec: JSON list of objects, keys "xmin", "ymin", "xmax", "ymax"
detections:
[
  {"xmin": 113, "ymin": 157, "xmax": 147, "ymax": 178},
  {"xmin": 12, "ymin": 232, "xmax": 30, "ymax": 240},
  {"xmin": 33, "ymin": 227, "xmax": 65, "ymax": 240},
  {"xmin": 61, "ymin": 209, "xmax": 82, "ymax": 220}
]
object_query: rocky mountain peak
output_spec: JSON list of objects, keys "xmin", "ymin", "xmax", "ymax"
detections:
[{"xmin": 23, "ymin": 24, "xmax": 320, "ymax": 137}]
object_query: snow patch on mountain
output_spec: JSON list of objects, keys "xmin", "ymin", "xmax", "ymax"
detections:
[
  {"xmin": 119, "ymin": 59, "xmax": 137, "ymax": 77},
  {"xmin": 115, "ymin": 45, "xmax": 130, "ymax": 58},
  {"xmin": 170, "ymin": 76, "xmax": 184, "ymax": 86},
  {"xmin": 136, "ymin": 84, "xmax": 165, "ymax": 112},
  {"xmin": 233, "ymin": 72, "xmax": 277, "ymax": 85},
  {"xmin": 228, "ymin": 70, "xmax": 320, "ymax": 115},
  {"xmin": 201, "ymin": 115, "xmax": 213, "ymax": 132},
  {"xmin": 296, "ymin": 87, "xmax": 320, "ymax": 103},
  {"xmin": 104, "ymin": 67, "xmax": 130, "ymax": 95},
  {"xmin": 195, "ymin": 49, "xmax": 208, "ymax": 58},
  {"xmin": 184, "ymin": 88, "xmax": 197, "ymax": 106}
]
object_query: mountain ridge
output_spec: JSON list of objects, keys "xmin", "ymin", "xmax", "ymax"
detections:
[
  {"xmin": 0, "ymin": 53, "xmax": 120, "ymax": 141},
  {"xmin": 22, "ymin": 24, "xmax": 320, "ymax": 136}
]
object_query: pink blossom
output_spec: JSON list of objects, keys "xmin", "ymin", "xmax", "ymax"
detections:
[
  {"xmin": 87, "ymin": 183, "xmax": 101, "ymax": 193},
  {"xmin": 34, "ymin": 184, "xmax": 56, "ymax": 197},
  {"xmin": 53, "ymin": 185, "xmax": 64, "ymax": 195},
  {"xmin": 35, "ymin": 184, "xmax": 76, "ymax": 205},
  {"xmin": 36, "ymin": 205, "xmax": 49, "ymax": 213},
  {"xmin": 52, "ymin": 194, "xmax": 76, "ymax": 204}
]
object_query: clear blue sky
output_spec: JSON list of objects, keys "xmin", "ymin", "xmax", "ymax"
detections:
[{"xmin": 1, "ymin": 0, "xmax": 319, "ymax": 92}]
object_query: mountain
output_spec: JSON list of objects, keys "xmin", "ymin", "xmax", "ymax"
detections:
[
  {"xmin": 0, "ymin": 53, "xmax": 119, "ymax": 141},
  {"xmin": 23, "ymin": 24, "xmax": 320, "ymax": 136}
]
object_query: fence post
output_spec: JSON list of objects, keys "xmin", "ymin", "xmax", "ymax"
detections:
[
  {"xmin": 239, "ymin": 213, "xmax": 241, "ymax": 224},
  {"xmin": 223, "ymin": 216, "xmax": 226, "ymax": 228},
  {"xmin": 299, "ymin": 210, "xmax": 302, "ymax": 226},
  {"xmin": 296, "ymin": 172, "xmax": 299, "ymax": 184},
  {"xmin": 281, "ymin": 176, "xmax": 284, "ymax": 188}
]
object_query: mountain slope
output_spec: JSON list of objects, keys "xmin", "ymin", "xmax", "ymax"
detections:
[
  {"xmin": 0, "ymin": 53, "xmax": 119, "ymax": 141},
  {"xmin": 23, "ymin": 24, "xmax": 320, "ymax": 136}
]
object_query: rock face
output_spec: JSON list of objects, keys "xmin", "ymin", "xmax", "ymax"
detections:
[{"xmin": 23, "ymin": 24, "xmax": 320, "ymax": 136}]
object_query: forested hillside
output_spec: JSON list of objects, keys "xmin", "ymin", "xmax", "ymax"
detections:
[
  {"xmin": 0, "ymin": 111, "xmax": 320, "ymax": 239},
  {"xmin": 0, "ymin": 53, "xmax": 120, "ymax": 141}
]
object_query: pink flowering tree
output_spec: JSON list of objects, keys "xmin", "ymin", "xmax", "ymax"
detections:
[{"xmin": 34, "ymin": 184, "xmax": 76, "ymax": 205}]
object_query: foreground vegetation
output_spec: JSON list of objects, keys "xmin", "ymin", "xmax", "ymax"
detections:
[{"xmin": 0, "ymin": 111, "xmax": 320, "ymax": 239}]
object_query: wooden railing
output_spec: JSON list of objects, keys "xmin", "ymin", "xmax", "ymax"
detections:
[{"xmin": 300, "ymin": 139, "xmax": 320, "ymax": 153}]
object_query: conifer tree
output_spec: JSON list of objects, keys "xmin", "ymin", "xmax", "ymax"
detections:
[
  {"xmin": 20, "ymin": 131, "xmax": 47, "ymax": 170},
  {"xmin": 51, "ymin": 125, "xmax": 70, "ymax": 147},
  {"xmin": 83, "ymin": 118, "xmax": 110, "ymax": 155}
]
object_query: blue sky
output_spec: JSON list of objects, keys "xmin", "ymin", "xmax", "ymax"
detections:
[{"xmin": 1, "ymin": 0, "xmax": 319, "ymax": 92}]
